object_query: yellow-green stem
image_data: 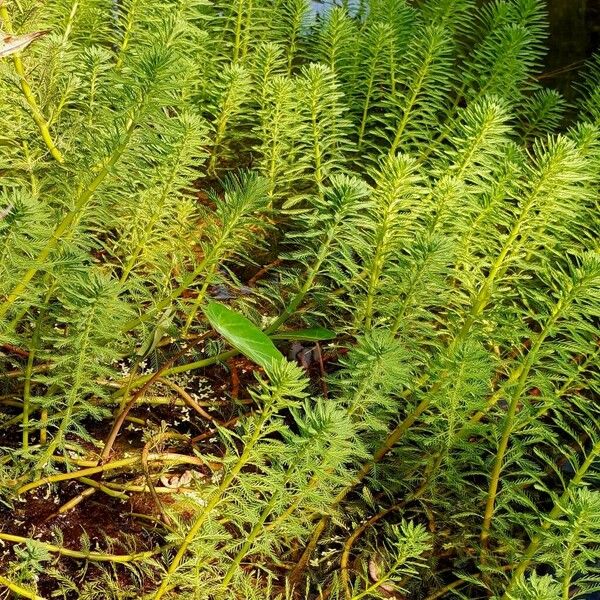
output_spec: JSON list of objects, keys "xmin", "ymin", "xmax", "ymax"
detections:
[
  {"xmin": 480, "ymin": 298, "xmax": 567, "ymax": 555},
  {"xmin": 22, "ymin": 340, "xmax": 36, "ymax": 450},
  {"xmin": 183, "ymin": 263, "xmax": 217, "ymax": 334},
  {"xmin": 0, "ymin": 532, "xmax": 160, "ymax": 563},
  {"xmin": 388, "ymin": 58, "xmax": 431, "ymax": 156},
  {"xmin": 0, "ymin": 575, "xmax": 45, "ymax": 600},
  {"xmin": 18, "ymin": 453, "xmax": 203, "ymax": 495},
  {"xmin": 502, "ymin": 440, "xmax": 600, "ymax": 598},
  {"xmin": 241, "ymin": 0, "xmax": 253, "ymax": 60},
  {"xmin": 357, "ymin": 70, "xmax": 376, "ymax": 149},
  {"xmin": 115, "ymin": 0, "xmax": 138, "ymax": 68},
  {"xmin": 153, "ymin": 399, "xmax": 276, "ymax": 599},
  {"xmin": 0, "ymin": 120, "xmax": 136, "ymax": 320},
  {"xmin": 232, "ymin": 0, "xmax": 245, "ymax": 63},
  {"xmin": 19, "ymin": 456, "xmax": 139, "ymax": 495},
  {"xmin": 221, "ymin": 494, "xmax": 278, "ymax": 588},
  {"xmin": 0, "ymin": 5, "xmax": 65, "ymax": 163}
]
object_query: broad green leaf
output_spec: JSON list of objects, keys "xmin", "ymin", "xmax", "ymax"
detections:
[
  {"xmin": 203, "ymin": 302, "xmax": 283, "ymax": 370},
  {"xmin": 270, "ymin": 327, "xmax": 336, "ymax": 342}
]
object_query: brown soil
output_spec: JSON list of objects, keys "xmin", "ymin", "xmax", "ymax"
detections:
[{"xmin": 0, "ymin": 318, "xmax": 342, "ymax": 598}]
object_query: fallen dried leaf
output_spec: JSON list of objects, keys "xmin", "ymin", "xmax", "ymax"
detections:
[
  {"xmin": 368, "ymin": 556, "xmax": 398, "ymax": 596},
  {"xmin": 0, "ymin": 30, "xmax": 49, "ymax": 58},
  {"xmin": 160, "ymin": 470, "xmax": 196, "ymax": 489}
]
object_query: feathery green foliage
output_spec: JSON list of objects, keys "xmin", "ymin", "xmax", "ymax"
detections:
[{"xmin": 0, "ymin": 1, "xmax": 598, "ymax": 599}]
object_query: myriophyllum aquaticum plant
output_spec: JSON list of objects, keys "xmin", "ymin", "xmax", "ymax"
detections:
[{"xmin": 0, "ymin": 1, "xmax": 598, "ymax": 599}]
